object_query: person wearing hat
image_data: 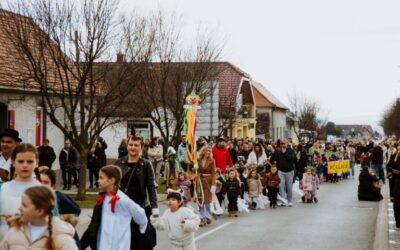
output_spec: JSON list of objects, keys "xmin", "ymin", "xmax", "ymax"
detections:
[
  {"xmin": 0, "ymin": 128, "xmax": 22, "ymax": 181},
  {"xmin": 212, "ymin": 136, "xmax": 233, "ymax": 174}
]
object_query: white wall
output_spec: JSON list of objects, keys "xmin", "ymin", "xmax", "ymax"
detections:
[
  {"xmin": 46, "ymin": 118, "xmax": 65, "ymax": 170},
  {"xmin": 8, "ymin": 96, "xmax": 37, "ymax": 145}
]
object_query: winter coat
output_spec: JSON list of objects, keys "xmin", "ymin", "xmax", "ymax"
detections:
[
  {"xmin": 0, "ymin": 217, "xmax": 78, "ymax": 250},
  {"xmin": 229, "ymin": 148, "xmax": 238, "ymax": 164},
  {"xmin": 264, "ymin": 172, "xmax": 280, "ymax": 188},
  {"xmin": 388, "ymin": 154, "xmax": 400, "ymax": 205},
  {"xmin": 247, "ymin": 178, "xmax": 263, "ymax": 198},
  {"xmin": 59, "ymin": 148, "xmax": 78, "ymax": 170},
  {"xmin": 87, "ymin": 147, "xmax": 104, "ymax": 170},
  {"xmin": 247, "ymin": 151, "xmax": 268, "ymax": 167},
  {"xmin": 212, "ymin": 146, "xmax": 233, "ymax": 173},
  {"xmin": 358, "ymin": 170, "xmax": 383, "ymax": 201},
  {"xmin": 115, "ymin": 156, "xmax": 158, "ymax": 211},
  {"xmin": 296, "ymin": 150, "xmax": 308, "ymax": 173},
  {"xmin": 38, "ymin": 145, "xmax": 56, "ymax": 168},
  {"xmin": 177, "ymin": 143, "xmax": 187, "ymax": 163},
  {"xmin": 198, "ymin": 158, "xmax": 216, "ymax": 204},
  {"xmin": 56, "ymin": 191, "xmax": 81, "ymax": 216},
  {"xmin": 274, "ymin": 148, "xmax": 295, "ymax": 172},
  {"xmin": 302, "ymin": 173, "xmax": 318, "ymax": 192},
  {"xmin": 223, "ymin": 178, "xmax": 241, "ymax": 197},
  {"xmin": 369, "ymin": 146, "xmax": 384, "ymax": 165},
  {"xmin": 114, "ymin": 156, "xmax": 158, "ymax": 249},
  {"xmin": 147, "ymin": 146, "xmax": 163, "ymax": 163}
]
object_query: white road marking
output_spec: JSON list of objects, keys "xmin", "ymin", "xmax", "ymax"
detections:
[{"xmin": 195, "ymin": 222, "xmax": 232, "ymax": 241}]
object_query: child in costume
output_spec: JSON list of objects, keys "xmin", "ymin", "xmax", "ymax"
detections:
[
  {"xmin": 150, "ymin": 190, "xmax": 200, "ymax": 250},
  {"xmin": 175, "ymin": 171, "xmax": 192, "ymax": 207},
  {"xmin": 264, "ymin": 165, "xmax": 281, "ymax": 208},
  {"xmin": 246, "ymin": 169, "xmax": 263, "ymax": 209},
  {"xmin": 81, "ymin": 165, "xmax": 148, "ymax": 250},
  {"xmin": 0, "ymin": 186, "xmax": 78, "ymax": 250},
  {"xmin": 0, "ymin": 143, "xmax": 42, "ymax": 240},
  {"xmin": 224, "ymin": 169, "xmax": 241, "ymax": 217},
  {"xmin": 302, "ymin": 167, "xmax": 319, "ymax": 203}
]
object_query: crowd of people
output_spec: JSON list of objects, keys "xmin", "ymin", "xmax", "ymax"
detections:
[{"xmin": 1, "ymin": 125, "xmax": 400, "ymax": 250}]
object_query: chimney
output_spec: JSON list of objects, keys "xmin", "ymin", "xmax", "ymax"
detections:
[{"xmin": 116, "ymin": 53, "xmax": 124, "ymax": 63}]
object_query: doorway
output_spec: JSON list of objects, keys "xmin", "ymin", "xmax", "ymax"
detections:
[{"xmin": 0, "ymin": 103, "xmax": 7, "ymax": 133}]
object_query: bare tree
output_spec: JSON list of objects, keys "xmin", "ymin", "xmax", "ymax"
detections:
[
  {"xmin": 288, "ymin": 91, "xmax": 321, "ymax": 140},
  {"xmin": 381, "ymin": 98, "xmax": 400, "ymax": 137},
  {"xmin": 1, "ymin": 0, "xmax": 151, "ymax": 199},
  {"xmin": 130, "ymin": 11, "xmax": 223, "ymax": 147}
]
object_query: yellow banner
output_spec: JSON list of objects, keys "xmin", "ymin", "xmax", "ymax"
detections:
[{"xmin": 328, "ymin": 160, "xmax": 350, "ymax": 174}]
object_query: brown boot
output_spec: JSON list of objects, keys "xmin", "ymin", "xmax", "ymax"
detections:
[
  {"xmin": 234, "ymin": 211, "xmax": 239, "ymax": 217},
  {"xmin": 228, "ymin": 211, "xmax": 233, "ymax": 217},
  {"xmin": 199, "ymin": 218, "xmax": 207, "ymax": 227}
]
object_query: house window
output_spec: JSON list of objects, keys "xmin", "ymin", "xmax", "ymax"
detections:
[{"xmin": 127, "ymin": 121, "xmax": 151, "ymax": 140}]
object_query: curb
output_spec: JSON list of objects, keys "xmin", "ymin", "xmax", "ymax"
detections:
[{"xmin": 373, "ymin": 183, "xmax": 389, "ymax": 250}]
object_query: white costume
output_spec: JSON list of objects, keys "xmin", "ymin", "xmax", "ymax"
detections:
[
  {"xmin": 0, "ymin": 154, "xmax": 11, "ymax": 174},
  {"xmin": 0, "ymin": 180, "xmax": 41, "ymax": 240},
  {"xmin": 151, "ymin": 207, "xmax": 200, "ymax": 250},
  {"xmin": 97, "ymin": 190, "xmax": 148, "ymax": 250},
  {"xmin": 247, "ymin": 151, "xmax": 268, "ymax": 166}
]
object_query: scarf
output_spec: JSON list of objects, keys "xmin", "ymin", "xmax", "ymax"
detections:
[{"xmin": 96, "ymin": 190, "xmax": 120, "ymax": 213}]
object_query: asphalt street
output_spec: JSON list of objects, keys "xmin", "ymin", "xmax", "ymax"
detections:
[{"xmin": 77, "ymin": 165, "xmax": 381, "ymax": 250}]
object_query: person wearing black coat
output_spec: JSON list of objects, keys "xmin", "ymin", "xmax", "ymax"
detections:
[
  {"xmin": 369, "ymin": 143, "xmax": 384, "ymax": 182},
  {"xmin": 358, "ymin": 166, "xmax": 383, "ymax": 202},
  {"xmin": 295, "ymin": 144, "xmax": 309, "ymax": 181},
  {"xmin": 274, "ymin": 139, "xmax": 295, "ymax": 206},
  {"xmin": 97, "ymin": 137, "xmax": 108, "ymax": 166},
  {"xmin": 223, "ymin": 170, "xmax": 241, "ymax": 216},
  {"xmin": 114, "ymin": 136, "xmax": 158, "ymax": 250},
  {"xmin": 87, "ymin": 142, "xmax": 104, "ymax": 188},
  {"xmin": 38, "ymin": 139, "xmax": 56, "ymax": 168},
  {"xmin": 59, "ymin": 140, "xmax": 78, "ymax": 190},
  {"xmin": 387, "ymin": 144, "xmax": 400, "ymax": 228}
]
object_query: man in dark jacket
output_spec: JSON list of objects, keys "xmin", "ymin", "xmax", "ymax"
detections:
[
  {"xmin": 369, "ymin": 142, "xmax": 385, "ymax": 183},
  {"xmin": 274, "ymin": 138, "xmax": 295, "ymax": 207},
  {"xmin": 115, "ymin": 134, "xmax": 158, "ymax": 250},
  {"xmin": 38, "ymin": 139, "xmax": 56, "ymax": 168},
  {"xmin": 59, "ymin": 139, "xmax": 78, "ymax": 190}
]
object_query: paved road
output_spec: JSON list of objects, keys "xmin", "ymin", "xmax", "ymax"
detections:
[{"xmin": 77, "ymin": 165, "xmax": 381, "ymax": 250}]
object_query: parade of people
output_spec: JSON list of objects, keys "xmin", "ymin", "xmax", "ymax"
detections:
[{"xmin": 0, "ymin": 0, "xmax": 400, "ymax": 249}]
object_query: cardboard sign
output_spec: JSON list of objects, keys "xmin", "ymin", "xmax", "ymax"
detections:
[{"xmin": 328, "ymin": 160, "xmax": 350, "ymax": 174}]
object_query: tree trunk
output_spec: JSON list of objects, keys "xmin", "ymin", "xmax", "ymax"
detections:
[{"xmin": 75, "ymin": 147, "xmax": 89, "ymax": 200}]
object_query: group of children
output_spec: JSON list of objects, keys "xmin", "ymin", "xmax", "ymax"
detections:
[
  {"xmin": 0, "ymin": 142, "xmax": 200, "ymax": 250},
  {"xmin": 171, "ymin": 161, "xmax": 319, "ymax": 222}
]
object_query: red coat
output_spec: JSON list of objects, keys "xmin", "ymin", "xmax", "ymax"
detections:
[{"xmin": 212, "ymin": 146, "xmax": 233, "ymax": 173}]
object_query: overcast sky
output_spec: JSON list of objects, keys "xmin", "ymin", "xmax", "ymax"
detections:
[{"xmin": 123, "ymin": 0, "xmax": 400, "ymax": 130}]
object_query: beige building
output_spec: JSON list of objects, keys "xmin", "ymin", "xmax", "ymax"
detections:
[{"xmin": 251, "ymin": 81, "xmax": 288, "ymax": 141}]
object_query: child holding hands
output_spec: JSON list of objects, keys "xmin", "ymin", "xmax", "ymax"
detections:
[{"xmin": 150, "ymin": 190, "xmax": 200, "ymax": 250}]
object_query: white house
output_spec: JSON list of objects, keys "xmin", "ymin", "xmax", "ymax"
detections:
[{"xmin": 251, "ymin": 81, "xmax": 289, "ymax": 141}]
